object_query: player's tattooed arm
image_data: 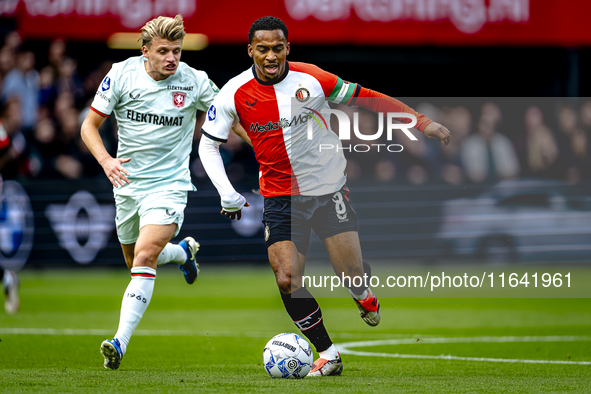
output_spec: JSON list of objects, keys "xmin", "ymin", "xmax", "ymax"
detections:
[
  {"xmin": 423, "ymin": 122, "xmax": 452, "ymax": 146},
  {"xmin": 81, "ymin": 109, "xmax": 131, "ymax": 188}
]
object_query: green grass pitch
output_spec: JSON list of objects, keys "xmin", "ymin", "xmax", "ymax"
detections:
[{"xmin": 1, "ymin": 266, "xmax": 590, "ymax": 393}]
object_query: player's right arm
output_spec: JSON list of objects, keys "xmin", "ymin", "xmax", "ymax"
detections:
[
  {"xmin": 81, "ymin": 110, "xmax": 130, "ymax": 188},
  {"xmin": 199, "ymin": 89, "xmax": 249, "ymax": 220},
  {"xmin": 81, "ymin": 67, "xmax": 130, "ymax": 188}
]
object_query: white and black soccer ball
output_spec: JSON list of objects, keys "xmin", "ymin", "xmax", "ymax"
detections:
[{"xmin": 262, "ymin": 333, "xmax": 313, "ymax": 378}]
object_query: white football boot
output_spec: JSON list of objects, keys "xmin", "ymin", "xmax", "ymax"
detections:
[{"xmin": 307, "ymin": 354, "xmax": 343, "ymax": 377}]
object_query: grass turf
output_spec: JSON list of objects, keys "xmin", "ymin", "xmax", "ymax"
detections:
[{"xmin": 0, "ymin": 266, "xmax": 590, "ymax": 393}]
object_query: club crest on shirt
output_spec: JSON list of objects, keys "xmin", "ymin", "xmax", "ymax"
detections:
[
  {"xmin": 295, "ymin": 87, "xmax": 310, "ymax": 102},
  {"xmin": 172, "ymin": 91, "xmax": 186, "ymax": 108}
]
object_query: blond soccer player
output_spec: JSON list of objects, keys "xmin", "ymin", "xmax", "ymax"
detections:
[{"xmin": 81, "ymin": 15, "xmax": 226, "ymax": 369}]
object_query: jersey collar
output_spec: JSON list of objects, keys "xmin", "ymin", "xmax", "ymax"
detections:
[{"xmin": 251, "ymin": 62, "xmax": 290, "ymax": 86}]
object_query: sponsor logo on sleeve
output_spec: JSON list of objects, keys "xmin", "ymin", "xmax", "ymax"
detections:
[
  {"xmin": 207, "ymin": 105, "xmax": 216, "ymax": 121},
  {"xmin": 95, "ymin": 91, "xmax": 110, "ymax": 103},
  {"xmin": 173, "ymin": 91, "xmax": 186, "ymax": 108},
  {"xmin": 101, "ymin": 76, "xmax": 111, "ymax": 92}
]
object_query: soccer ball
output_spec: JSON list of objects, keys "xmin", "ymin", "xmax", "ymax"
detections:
[{"xmin": 262, "ymin": 333, "xmax": 313, "ymax": 378}]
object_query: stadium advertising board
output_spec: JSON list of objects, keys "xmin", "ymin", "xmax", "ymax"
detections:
[{"xmin": 4, "ymin": 0, "xmax": 591, "ymax": 46}]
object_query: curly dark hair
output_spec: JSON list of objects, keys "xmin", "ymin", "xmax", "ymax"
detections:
[{"xmin": 248, "ymin": 16, "xmax": 288, "ymax": 43}]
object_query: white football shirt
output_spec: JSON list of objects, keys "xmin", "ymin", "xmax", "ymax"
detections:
[{"xmin": 91, "ymin": 55, "xmax": 218, "ymax": 196}]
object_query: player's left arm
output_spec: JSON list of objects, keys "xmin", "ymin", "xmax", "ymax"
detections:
[
  {"xmin": 422, "ymin": 121, "xmax": 452, "ymax": 146},
  {"xmin": 232, "ymin": 124, "xmax": 252, "ymax": 147},
  {"xmin": 195, "ymin": 110, "xmax": 206, "ymax": 137},
  {"xmin": 318, "ymin": 69, "xmax": 451, "ymax": 146},
  {"xmin": 352, "ymin": 86, "xmax": 451, "ymax": 146},
  {"xmin": 193, "ymin": 70, "xmax": 220, "ymax": 112}
]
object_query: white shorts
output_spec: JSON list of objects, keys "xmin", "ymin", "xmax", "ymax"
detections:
[{"xmin": 115, "ymin": 190, "xmax": 187, "ymax": 244}]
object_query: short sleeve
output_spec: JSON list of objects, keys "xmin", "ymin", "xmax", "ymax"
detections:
[
  {"xmin": 201, "ymin": 86, "xmax": 238, "ymax": 143},
  {"xmin": 194, "ymin": 70, "xmax": 219, "ymax": 112},
  {"xmin": 90, "ymin": 67, "xmax": 121, "ymax": 117}
]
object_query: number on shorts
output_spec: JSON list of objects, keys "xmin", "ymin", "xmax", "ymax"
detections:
[{"xmin": 332, "ymin": 192, "xmax": 347, "ymax": 215}]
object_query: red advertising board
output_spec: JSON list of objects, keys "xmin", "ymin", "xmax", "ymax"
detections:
[{"xmin": 3, "ymin": 0, "xmax": 591, "ymax": 46}]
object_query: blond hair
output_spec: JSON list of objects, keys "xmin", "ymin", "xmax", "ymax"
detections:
[{"xmin": 140, "ymin": 15, "xmax": 186, "ymax": 48}]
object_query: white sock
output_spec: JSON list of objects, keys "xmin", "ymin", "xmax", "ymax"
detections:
[
  {"xmin": 2, "ymin": 270, "xmax": 14, "ymax": 289},
  {"xmin": 114, "ymin": 267, "xmax": 156, "ymax": 355},
  {"xmin": 349, "ymin": 288, "xmax": 369, "ymax": 301},
  {"xmin": 156, "ymin": 243, "xmax": 186, "ymax": 266},
  {"xmin": 319, "ymin": 344, "xmax": 340, "ymax": 361}
]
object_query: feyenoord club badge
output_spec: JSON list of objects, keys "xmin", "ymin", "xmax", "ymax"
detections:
[
  {"xmin": 295, "ymin": 87, "xmax": 310, "ymax": 102},
  {"xmin": 173, "ymin": 92, "xmax": 186, "ymax": 108}
]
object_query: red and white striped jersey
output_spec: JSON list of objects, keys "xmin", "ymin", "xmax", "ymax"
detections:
[{"xmin": 202, "ymin": 62, "xmax": 352, "ymax": 198}]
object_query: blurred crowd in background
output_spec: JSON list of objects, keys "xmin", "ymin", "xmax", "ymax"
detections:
[
  {"xmin": 1, "ymin": 32, "xmax": 589, "ymax": 189},
  {"xmin": 342, "ymin": 99, "xmax": 591, "ymax": 186}
]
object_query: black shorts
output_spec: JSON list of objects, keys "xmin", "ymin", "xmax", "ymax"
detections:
[{"xmin": 262, "ymin": 185, "xmax": 359, "ymax": 255}]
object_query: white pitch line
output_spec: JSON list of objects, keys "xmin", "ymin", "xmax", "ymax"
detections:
[
  {"xmin": 3, "ymin": 329, "xmax": 590, "ymax": 365},
  {"xmin": 0, "ymin": 328, "xmax": 273, "ymax": 337},
  {"xmin": 0, "ymin": 328, "xmax": 406, "ymax": 340},
  {"xmin": 336, "ymin": 336, "xmax": 591, "ymax": 365}
]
